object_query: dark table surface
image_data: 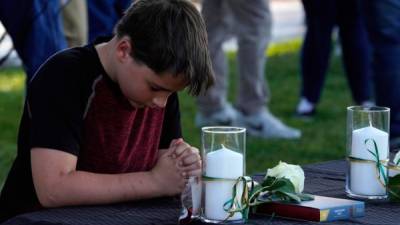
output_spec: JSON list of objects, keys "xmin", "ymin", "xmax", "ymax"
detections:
[{"xmin": 2, "ymin": 160, "xmax": 400, "ymax": 225}]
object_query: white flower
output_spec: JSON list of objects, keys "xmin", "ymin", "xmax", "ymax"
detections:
[
  {"xmin": 266, "ymin": 161, "xmax": 305, "ymax": 193},
  {"xmin": 394, "ymin": 151, "xmax": 400, "ymax": 166}
]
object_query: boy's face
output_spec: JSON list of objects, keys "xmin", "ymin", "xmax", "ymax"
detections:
[{"xmin": 115, "ymin": 38, "xmax": 187, "ymax": 108}]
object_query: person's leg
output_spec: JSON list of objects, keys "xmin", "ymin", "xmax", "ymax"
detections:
[
  {"xmin": 229, "ymin": 0, "xmax": 300, "ymax": 139},
  {"xmin": 363, "ymin": 0, "xmax": 400, "ymax": 142},
  {"xmin": 87, "ymin": 0, "xmax": 131, "ymax": 42},
  {"xmin": 61, "ymin": 0, "xmax": 88, "ymax": 47},
  {"xmin": 230, "ymin": 0, "xmax": 271, "ymax": 115},
  {"xmin": 299, "ymin": 0, "xmax": 336, "ymax": 107},
  {"xmin": 0, "ymin": 0, "xmax": 67, "ymax": 80},
  {"xmin": 337, "ymin": 0, "xmax": 372, "ymax": 105},
  {"xmin": 196, "ymin": 0, "xmax": 235, "ymax": 126}
]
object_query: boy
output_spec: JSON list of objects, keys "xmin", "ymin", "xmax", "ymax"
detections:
[{"xmin": 0, "ymin": 0, "xmax": 214, "ymax": 222}]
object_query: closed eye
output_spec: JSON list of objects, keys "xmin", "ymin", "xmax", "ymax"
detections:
[
  {"xmin": 149, "ymin": 82, "xmax": 173, "ymax": 92},
  {"xmin": 150, "ymin": 85, "xmax": 162, "ymax": 92}
]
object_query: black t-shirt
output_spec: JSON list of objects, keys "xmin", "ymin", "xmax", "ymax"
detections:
[{"xmin": 0, "ymin": 40, "xmax": 182, "ymax": 222}]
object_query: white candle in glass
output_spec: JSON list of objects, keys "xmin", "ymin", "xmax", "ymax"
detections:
[
  {"xmin": 190, "ymin": 177, "xmax": 201, "ymax": 216},
  {"xmin": 205, "ymin": 145, "xmax": 243, "ymax": 221},
  {"xmin": 350, "ymin": 125, "xmax": 388, "ymax": 195}
]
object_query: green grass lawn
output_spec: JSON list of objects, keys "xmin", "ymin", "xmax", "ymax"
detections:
[
  {"xmin": 0, "ymin": 68, "xmax": 25, "ymax": 186},
  {"xmin": 0, "ymin": 40, "xmax": 353, "ymax": 186}
]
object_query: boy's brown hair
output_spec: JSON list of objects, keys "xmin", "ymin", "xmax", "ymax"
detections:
[{"xmin": 116, "ymin": 0, "xmax": 214, "ymax": 96}]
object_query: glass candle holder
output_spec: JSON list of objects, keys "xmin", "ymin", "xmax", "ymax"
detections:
[
  {"xmin": 200, "ymin": 126, "xmax": 246, "ymax": 223},
  {"xmin": 346, "ymin": 106, "xmax": 390, "ymax": 200}
]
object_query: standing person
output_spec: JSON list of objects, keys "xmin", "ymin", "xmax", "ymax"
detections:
[
  {"xmin": 362, "ymin": 0, "xmax": 400, "ymax": 149},
  {"xmin": 196, "ymin": 0, "xmax": 301, "ymax": 139},
  {"xmin": 61, "ymin": 0, "xmax": 88, "ymax": 47},
  {"xmin": 0, "ymin": 0, "xmax": 67, "ymax": 81},
  {"xmin": 295, "ymin": 0, "xmax": 373, "ymax": 118},
  {"xmin": 87, "ymin": 0, "xmax": 132, "ymax": 42},
  {"xmin": 0, "ymin": 0, "xmax": 213, "ymax": 222}
]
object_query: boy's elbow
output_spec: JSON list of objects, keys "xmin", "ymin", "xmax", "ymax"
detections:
[
  {"xmin": 34, "ymin": 176, "xmax": 68, "ymax": 208},
  {"xmin": 36, "ymin": 188, "xmax": 61, "ymax": 208},
  {"xmin": 31, "ymin": 148, "xmax": 78, "ymax": 208}
]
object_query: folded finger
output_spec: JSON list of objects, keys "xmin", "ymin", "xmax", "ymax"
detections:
[
  {"xmin": 180, "ymin": 154, "xmax": 201, "ymax": 167},
  {"xmin": 181, "ymin": 162, "xmax": 201, "ymax": 172},
  {"xmin": 173, "ymin": 142, "xmax": 191, "ymax": 157}
]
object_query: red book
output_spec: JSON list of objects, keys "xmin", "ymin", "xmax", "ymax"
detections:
[{"xmin": 253, "ymin": 195, "xmax": 364, "ymax": 222}]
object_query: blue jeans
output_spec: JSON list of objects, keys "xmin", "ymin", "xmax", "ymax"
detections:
[
  {"xmin": 87, "ymin": 0, "xmax": 132, "ymax": 42},
  {"xmin": 300, "ymin": 0, "xmax": 372, "ymax": 105},
  {"xmin": 363, "ymin": 0, "xmax": 400, "ymax": 138},
  {"xmin": 0, "ymin": 0, "xmax": 67, "ymax": 81}
]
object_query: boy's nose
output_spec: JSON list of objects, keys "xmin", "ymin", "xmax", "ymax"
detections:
[{"xmin": 153, "ymin": 96, "xmax": 168, "ymax": 108}]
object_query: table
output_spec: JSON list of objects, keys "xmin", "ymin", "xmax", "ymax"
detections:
[{"xmin": 2, "ymin": 160, "xmax": 400, "ymax": 225}]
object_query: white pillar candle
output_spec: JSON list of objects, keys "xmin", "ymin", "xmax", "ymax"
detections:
[
  {"xmin": 205, "ymin": 146, "xmax": 243, "ymax": 221},
  {"xmin": 190, "ymin": 177, "xmax": 202, "ymax": 216},
  {"xmin": 350, "ymin": 126, "xmax": 388, "ymax": 195}
]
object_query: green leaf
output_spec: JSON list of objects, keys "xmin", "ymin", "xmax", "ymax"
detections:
[
  {"xmin": 273, "ymin": 178, "xmax": 296, "ymax": 193},
  {"xmin": 257, "ymin": 193, "xmax": 275, "ymax": 202},
  {"xmin": 297, "ymin": 193, "xmax": 314, "ymax": 201},
  {"xmin": 274, "ymin": 190, "xmax": 301, "ymax": 203},
  {"xmin": 389, "ymin": 175, "xmax": 400, "ymax": 186},
  {"xmin": 255, "ymin": 176, "xmax": 312, "ymax": 207},
  {"xmin": 389, "ymin": 175, "xmax": 400, "ymax": 202},
  {"xmin": 261, "ymin": 176, "xmax": 276, "ymax": 187}
]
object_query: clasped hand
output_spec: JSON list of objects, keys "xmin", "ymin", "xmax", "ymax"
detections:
[{"xmin": 151, "ymin": 138, "xmax": 201, "ymax": 196}]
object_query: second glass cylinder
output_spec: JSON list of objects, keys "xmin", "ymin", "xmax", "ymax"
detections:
[{"xmin": 346, "ymin": 106, "xmax": 390, "ymax": 200}]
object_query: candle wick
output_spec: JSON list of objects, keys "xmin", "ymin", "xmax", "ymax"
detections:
[{"xmin": 368, "ymin": 114, "xmax": 373, "ymax": 127}]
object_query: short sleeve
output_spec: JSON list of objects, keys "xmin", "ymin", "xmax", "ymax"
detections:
[
  {"xmin": 159, "ymin": 92, "xmax": 182, "ymax": 149},
  {"xmin": 27, "ymin": 53, "xmax": 87, "ymax": 156}
]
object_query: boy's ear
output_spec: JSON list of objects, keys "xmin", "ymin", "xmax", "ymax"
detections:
[{"xmin": 115, "ymin": 37, "xmax": 133, "ymax": 62}]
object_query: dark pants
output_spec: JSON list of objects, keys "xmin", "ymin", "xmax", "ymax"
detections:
[
  {"xmin": 363, "ymin": 0, "xmax": 400, "ymax": 138},
  {"xmin": 0, "ymin": 0, "xmax": 67, "ymax": 80},
  {"xmin": 300, "ymin": 0, "xmax": 371, "ymax": 105},
  {"xmin": 87, "ymin": 0, "xmax": 132, "ymax": 42}
]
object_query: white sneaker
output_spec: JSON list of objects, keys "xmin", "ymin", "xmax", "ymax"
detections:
[
  {"xmin": 238, "ymin": 108, "xmax": 301, "ymax": 139},
  {"xmin": 361, "ymin": 101, "xmax": 375, "ymax": 108},
  {"xmin": 296, "ymin": 97, "xmax": 315, "ymax": 114},
  {"xmin": 195, "ymin": 104, "xmax": 239, "ymax": 127}
]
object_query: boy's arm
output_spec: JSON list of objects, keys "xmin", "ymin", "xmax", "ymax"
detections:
[{"xmin": 31, "ymin": 147, "xmax": 186, "ymax": 208}]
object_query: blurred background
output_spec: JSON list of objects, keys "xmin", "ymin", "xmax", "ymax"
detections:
[{"xmin": 0, "ymin": 0, "xmax": 369, "ymax": 186}]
